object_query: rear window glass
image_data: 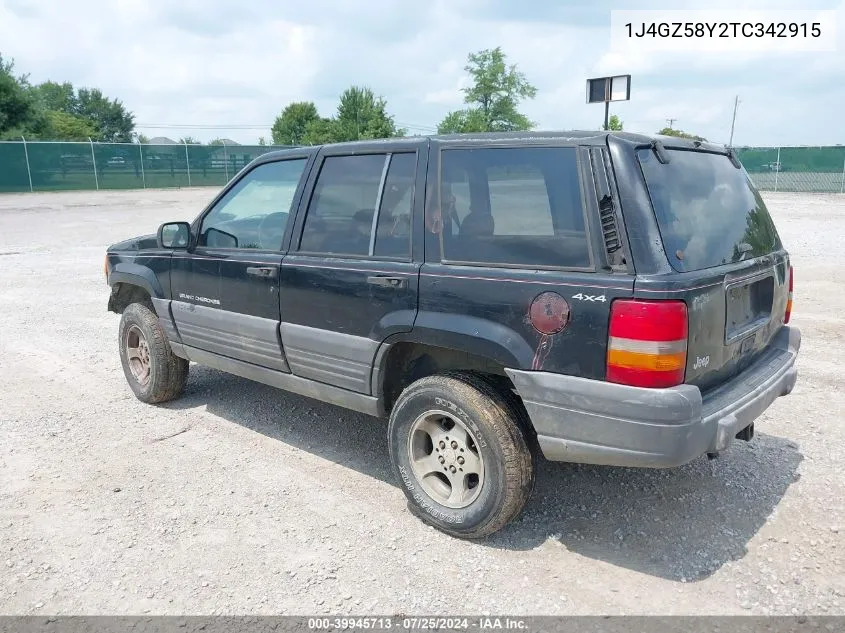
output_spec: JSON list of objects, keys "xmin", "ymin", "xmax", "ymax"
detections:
[
  {"xmin": 638, "ymin": 149, "xmax": 782, "ymax": 272},
  {"xmin": 433, "ymin": 147, "xmax": 590, "ymax": 268}
]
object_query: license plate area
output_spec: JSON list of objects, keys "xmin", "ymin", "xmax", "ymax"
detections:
[{"xmin": 725, "ymin": 271, "xmax": 775, "ymax": 344}]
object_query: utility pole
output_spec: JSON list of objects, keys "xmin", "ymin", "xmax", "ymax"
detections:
[
  {"xmin": 728, "ymin": 95, "xmax": 740, "ymax": 147},
  {"xmin": 666, "ymin": 118, "xmax": 677, "ymax": 130}
]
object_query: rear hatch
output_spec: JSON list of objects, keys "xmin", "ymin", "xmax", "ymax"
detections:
[{"xmin": 635, "ymin": 145, "xmax": 791, "ymax": 392}]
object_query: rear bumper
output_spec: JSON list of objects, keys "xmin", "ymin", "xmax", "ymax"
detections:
[{"xmin": 506, "ymin": 325, "xmax": 800, "ymax": 468}]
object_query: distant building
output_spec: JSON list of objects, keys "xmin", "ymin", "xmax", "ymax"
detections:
[{"xmin": 147, "ymin": 136, "xmax": 177, "ymax": 145}]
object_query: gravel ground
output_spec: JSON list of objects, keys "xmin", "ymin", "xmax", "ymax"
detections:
[{"xmin": 0, "ymin": 188, "xmax": 843, "ymax": 616}]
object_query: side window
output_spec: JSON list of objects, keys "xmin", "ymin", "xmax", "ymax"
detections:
[
  {"xmin": 299, "ymin": 154, "xmax": 386, "ymax": 256},
  {"xmin": 441, "ymin": 166, "xmax": 471, "ymax": 234},
  {"xmin": 299, "ymin": 152, "xmax": 416, "ymax": 258},
  {"xmin": 373, "ymin": 153, "xmax": 416, "ymax": 258},
  {"xmin": 199, "ymin": 158, "xmax": 306, "ymax": 250},
  {"xmin": 487, "ymin": 164, "xmax": 554, "ymax": 235},
  {"xmin": 437, "ymin": 147, "xmax": 589, "ymax": 268}
]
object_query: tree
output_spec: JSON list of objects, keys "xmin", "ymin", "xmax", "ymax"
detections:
[
  {"xmin": 135, "ymin": 133, "xmax": 149, "ymax": 144},
  {"xmin": 208, "ymin": 138, "xmax": 225, "ymax": 146},
  {"xmin": 607, "ymin": 114, "xmax": 623, "ymax": 131},
  {"xmin": 76, "ymin": 88, "xmax": 135, "ymax": 142},
  {"xmin": 30, "ymin": 80, "xmax": 77, "ymax": 113},
  {"xmin": 657, "ymin": 127, "xmax": 707, "ymax": 141},
  {"xmin": 271, "ymin": 101, "xmax": 319, "ymax": 145},
  {"xmin": 0, "ymin": 54, "xmax": 38, "ymax": 138},
  {"xmin": 258, "ymin": 136, "xmax": 267, "ymax": 146},
  {"xmin": 272, "ymin": 87, "xmax": 404, "ymax": 146},
  {"xmin": 333, "ymin": 86, "xmax": 405, "ymax": 141},
  {"xmin": 178, "ymin": 136, "xmax": 200, "ymax": 144},
  {"xmin": 2, "ymin": 57, "xmax": 136, "ymax": 142},
  {"xmin": 28, "ymin": 81, "xmax": 135, "ymax": 141},
  {"xmin": 41, "ymin": 110, "xmax": 96, "ymax": 141},
  {"xmin": 438, "ymin": 47, "xmax": 537, "ymax": 134},
  {"xmin": 301, "ymin": 117, "xmax": 339, "ymax": 145},
  {"xmin": 436, "ymin": 108, "xmax": 487, "ymax": 134}
]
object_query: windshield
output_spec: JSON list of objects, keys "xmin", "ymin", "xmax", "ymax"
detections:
[{"xmin": 637, "ymin": 148, "xmax": 782, "ymax": 272}]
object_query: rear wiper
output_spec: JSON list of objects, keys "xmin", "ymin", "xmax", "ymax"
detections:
[
  {"xmin": 651, "ymin": 139, "xmax": 670, "ymax": 164},
  {"xmin": 734, "ymin": 242, "xmax": 753, "ymax": 261}
]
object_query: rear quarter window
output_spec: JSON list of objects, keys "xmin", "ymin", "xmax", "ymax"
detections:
[
  {"xmin": 433, "ymin": 147, "xmax": 591, "ymax": 269},
  {"xmin": 638, "ymin": 148, "xmax": 782, "ymax": 272}
]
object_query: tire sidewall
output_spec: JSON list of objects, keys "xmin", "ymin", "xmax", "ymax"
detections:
[
  {"xmin": 118, "ymin": 305, "xmax": 160, "ymax": 401},
  {"xmin": 389, "ymin": 384, "xmax": 509, "ymax": 533}
]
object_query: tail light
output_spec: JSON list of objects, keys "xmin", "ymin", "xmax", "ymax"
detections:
[
  {"xmin": 607, "ymin": 299, "xmax": 688, "ymax": 388},
  {"xmin": 784, "ymin": 265, "xmax": 793, "ymax": 324}
]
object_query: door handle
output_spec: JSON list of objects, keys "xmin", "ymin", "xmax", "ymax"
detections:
[
  {"xmin": 367, "ymin": 275, "xmax": 407, "ymax": 289},
  {"xmin": 246, "ymin": 266, "xmax": 278, "ymax": 279}
]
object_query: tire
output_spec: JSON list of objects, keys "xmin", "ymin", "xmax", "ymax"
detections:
[
  {"xmin": 388, "ymin": 372, "xmax": 535, "ymax": 539},
  {"xmin": 118, "ymin": 302, "xmax": 189, "ymax": 404}
]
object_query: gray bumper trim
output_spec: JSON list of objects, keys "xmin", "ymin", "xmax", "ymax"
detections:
[{"xmin": 506, "ymin": 325, "xmax": 800, "ymax": 468}]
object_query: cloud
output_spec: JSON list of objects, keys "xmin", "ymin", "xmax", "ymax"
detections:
[{"xmin": 1, "ymin": 0, "xmax": 842, "ymax": 145}]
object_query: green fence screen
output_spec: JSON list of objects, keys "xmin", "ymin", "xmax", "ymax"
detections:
[
  {"xmin": 1, "ymin": 141, "xmax": 844, "ymax": 194},
  {"xmin": 0, "ymin": 141, "xmax": 296, "ymax": 194},
  {"xmin": 734, "ymin": 146, "xmax": 845, "ymax": 193}
]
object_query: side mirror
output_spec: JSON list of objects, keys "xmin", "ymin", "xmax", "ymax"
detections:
[{"xmin": 158, "ymin": 222, "xmax": 191, "ymax": 249}]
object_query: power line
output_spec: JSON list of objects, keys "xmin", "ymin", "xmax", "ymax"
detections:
[{"xmin": 396, "ymin": 121, "xmax": 438, "ymax": 132}]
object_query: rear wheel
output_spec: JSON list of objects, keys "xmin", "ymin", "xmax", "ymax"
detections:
[
  {"xmin": 388, "ymin": 372, "xmax": 535, "ymax": 538},
  {"xmin": 118, "ymin": 302, "xmax": 188, "ymax": 404}
]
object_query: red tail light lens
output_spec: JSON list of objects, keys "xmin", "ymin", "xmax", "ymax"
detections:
[
  {"xmin": 607, "ymin": 299, "xmax": 688, "ymax": 388},
  {"xmin": 784, "ymin": 265, "xmax": 793, "ymax": 324}
]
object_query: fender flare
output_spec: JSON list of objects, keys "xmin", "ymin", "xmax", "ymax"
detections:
[
  {"xmin": 109, "ymin": 262, "xmax": 165, "ymax": 299},
  {"xmin": 371, "ymin": 311, "xmax": 535, "ymax": 395}
]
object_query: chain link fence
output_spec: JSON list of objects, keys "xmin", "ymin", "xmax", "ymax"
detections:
[
  {"xmin": 0, "ymin": 140, "xmax": 296, "ymax": 194},
  {"xmin": 1, "ymin": 140, "xmax": 843, "ymax": 194},
  {"xmin": 735, "ymin": 145, "xmax": 845, "ymax": 193}
]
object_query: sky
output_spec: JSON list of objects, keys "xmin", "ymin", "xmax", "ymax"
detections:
[{"xmin": 1, "ymin": 0, "xmax": 842, "ymax": 146}]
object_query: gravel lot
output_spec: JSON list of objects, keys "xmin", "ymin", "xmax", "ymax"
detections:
[{"xmin": 0, "ymin": 188, "xmax": 843, "ymax": 616}]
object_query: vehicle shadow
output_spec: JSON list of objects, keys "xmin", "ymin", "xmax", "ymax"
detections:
[
  {"xmin": 164, "ymin": 365, "xmax": 803, "ymax": 583},
  {"xmin": 491, "ymin": 435, "xmax": 802, "ymax": 581}
]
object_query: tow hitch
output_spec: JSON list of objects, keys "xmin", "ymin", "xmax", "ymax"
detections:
[{"xmin": 736, "ymin": 422, "xmax": 755, "ymax": 442}]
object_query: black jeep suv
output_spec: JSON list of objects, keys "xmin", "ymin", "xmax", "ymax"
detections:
[{"xmin": 105, "ymin": 131, "xmax": 800, "ymax": 538}]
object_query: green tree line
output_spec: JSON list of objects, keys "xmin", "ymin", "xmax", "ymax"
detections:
[
  {"xmin": 1, "ymin": 53, "xmax": 134, "ymax": 142},
  {"xmin": 271, "ymin": 86, "xmax": 405, "ymax": 145}
]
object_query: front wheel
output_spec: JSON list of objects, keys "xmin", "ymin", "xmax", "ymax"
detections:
[
  {"xmin": 388, "ymin": 372, "xmax": 535, "ymax": 539},
  {"xmin": 118, "ymin": 302, "xmax": 189, "ymax": 404}
]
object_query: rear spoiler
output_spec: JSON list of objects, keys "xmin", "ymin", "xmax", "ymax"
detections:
[{"xmin": 648, "ymin": 139, "xmax": 742, "ymax": 169}]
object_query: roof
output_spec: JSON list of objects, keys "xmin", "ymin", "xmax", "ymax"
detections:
[
  {"xmin": 250, "ymin": 129, "xmax": 727, "ymax": 163},
  {"xmin": 147, "ymin": 136, "xmax": 177, "ymax": 145}
]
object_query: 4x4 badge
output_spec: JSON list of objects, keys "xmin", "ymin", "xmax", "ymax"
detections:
[{"xmin": 571, "ymin": 293, "xmax": 607, "ymax": 303}]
